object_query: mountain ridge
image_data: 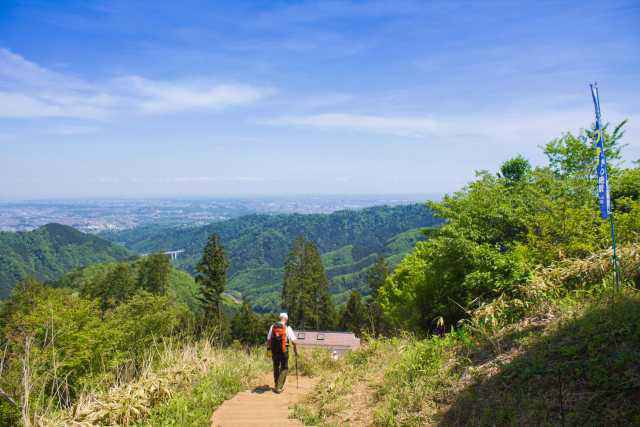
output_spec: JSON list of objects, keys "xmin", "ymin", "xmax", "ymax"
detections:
[
  {"xmin": 102, "ymin": 204, "xmax": 441, "ymax": 311},
  {"xmin": 0, "ymin": 223, "xmax": 133, "ymax": 298}
]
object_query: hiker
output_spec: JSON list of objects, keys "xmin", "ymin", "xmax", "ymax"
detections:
[{"xmin": 266, "ymin": 312, "xmax": 297, "ymax": 393}]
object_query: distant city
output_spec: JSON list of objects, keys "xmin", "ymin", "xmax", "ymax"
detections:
[{"xmin": 0, "ymin": 195, "xmax": 438, "ymax": 233}]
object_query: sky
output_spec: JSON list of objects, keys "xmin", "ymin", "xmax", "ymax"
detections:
[{"xmin": 1, "ymin": 0, "xmax": 638, "ymax": 199}]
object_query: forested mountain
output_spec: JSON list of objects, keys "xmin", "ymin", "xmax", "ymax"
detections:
[
  {"xmin": 102, "ymin": 204, "xmax": 441, "ymax": 311},
  {"xmin": 0, "ymin": 223, "xmax": 133, "ymax": 298}
]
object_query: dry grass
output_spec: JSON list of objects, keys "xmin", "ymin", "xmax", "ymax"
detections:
[
  {"xmin": 38, "ymin": 340, "xmax": 269, "ymax": 426},
  {"xmin": 471, "ymin": 244, "xmax": 640, "ymax": 332},
  {"xmin": 293, "ymin": 339, "xmax": 403, "ymax": 426}
]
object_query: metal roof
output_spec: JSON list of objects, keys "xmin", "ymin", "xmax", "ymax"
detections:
[{"xmin": 294, "ymin": 330, "xmax": 360, "ymax": 349}]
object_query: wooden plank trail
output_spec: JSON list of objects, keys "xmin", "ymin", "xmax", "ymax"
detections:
[{"xmin": 211, "ymin": 373, "xmax": 318, "ymax": 427}]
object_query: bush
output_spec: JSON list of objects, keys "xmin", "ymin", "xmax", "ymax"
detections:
[{"xmin": 0, "ymin": 280, "xmax": 193, "ymax": 422}]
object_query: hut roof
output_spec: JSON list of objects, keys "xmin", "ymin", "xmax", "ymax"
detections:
[{"xmin": 294, "ymin": 330, "xmax": 360, "ymax": 349}]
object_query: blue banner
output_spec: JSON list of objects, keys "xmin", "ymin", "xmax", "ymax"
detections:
[{"xmin": 591, "ymin": 84, "xmax": 610, "ymax": 219}]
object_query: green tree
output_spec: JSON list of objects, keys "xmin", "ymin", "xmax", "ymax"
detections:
[
  {"xmin": 366, "ymin": 255, "xmax": 389, "ymax": 336},
  {"xmin": 543, "ymin": 120, "xmax": 626, "ymax": 180},
  {"xmin": 231, "ymin": 300, "xmax": 261, "ymax": 345},
  {"xmin": 378, "ymin": 121, "xmax": 637, "ymax": 334},
  {"xmin": 282, "ymin": 236, "xmax": 306, "ymax": 327},
  {"xmin": 137, "ymin": 253, "xmax": 171, "ymax": 295},
  {"xmin": 105, "ymin": 291, "xmax": 190, "ymax": 363},
  {"xmin": 612, "ymin": 166, "xmax": 640, "ymax": 211},
  {"xmin": 195, "ymin": 234, "xmax": 229, "ymax": 325},
  {"xmin": 282, "ymin": 236, "xmax": 337, "ymax": 330},
  {"xmin": 97, "ymin": 262, "xmax": 135, "ymax": 314},
  {"xmin": 340, "ymin": 290, "xmax": 367, "ymax": 336},
  {"xmin": 367, "ymin": 255, "xmax": 389, "ymax": 298},
  {"xmin": 500, "ymin": 155, "xmax": 531, "ymax": 183}
]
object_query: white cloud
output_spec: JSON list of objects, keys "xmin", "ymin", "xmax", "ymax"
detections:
[
  {"xmin": 115, "ymin": 76, "xmax": 271, "ymax": 114},
  {"xmin": 263, "ymin": 113, "xmax": 441, "ymax": 137},
  {"xmin": 262, "ymin": 110, "xmax": 638, "ymax": 146},
  {"xmin": 0, "ymin": 48, "xmax": 272, "ymax": 119}
]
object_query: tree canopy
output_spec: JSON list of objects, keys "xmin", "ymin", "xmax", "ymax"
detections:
[
  {"xmin": 379, "ymin": 121, "xmax": 640, "ymax": 333},
  {"xmin": 282, "ymin": 236, "xmax": 337, "ymax": 330}
]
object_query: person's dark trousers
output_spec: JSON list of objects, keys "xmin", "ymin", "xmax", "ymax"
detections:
[{"xmin": 272, "ymin": 351, "xmax": 289, "ymax": 391}]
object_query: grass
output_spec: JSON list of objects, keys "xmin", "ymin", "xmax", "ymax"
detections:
[
  {"xmin": 293, "ymin": 339, "xmax": 401, "ymax": 426},
  {"xmin": 443, "ymin": 291, "xmax": 640, "ymax": 425},
  {"xmin": 41, "ymin": 340, "xmax": 270, "ymax": 426},
  {"xmin": 294, "ymin": 246, "xmax": 640, "ymax": 426}
]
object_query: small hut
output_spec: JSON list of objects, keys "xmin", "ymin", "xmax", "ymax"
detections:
[{"xmin": 294, "ymin": 331, "xmax": 360, "ymax": 358}]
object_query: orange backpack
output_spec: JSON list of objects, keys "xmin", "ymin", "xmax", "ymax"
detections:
[{"xmin": 271, "ymin": 322, "xmax": 287, "ymax": 354}]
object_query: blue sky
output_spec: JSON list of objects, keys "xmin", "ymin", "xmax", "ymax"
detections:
[{"xmin": 1, "ymin": 0, "xmax": 638, "ymax": 199}]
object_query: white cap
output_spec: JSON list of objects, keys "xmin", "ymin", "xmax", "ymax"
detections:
[{"xmin": 279, "ymin": 312, "xmax": 288, "ymax": 320}]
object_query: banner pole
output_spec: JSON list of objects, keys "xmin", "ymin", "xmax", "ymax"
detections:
[
  {"xmin": 609, "ymin": 213, "xmax": 621, "ymax": 291},
  {"xmin": 590, "ymin": 83, "xmax": 621, "ymax": 291}
]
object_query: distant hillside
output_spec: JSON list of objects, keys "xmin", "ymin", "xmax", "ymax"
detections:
[
  {"xmin": 102, "ymin": 204, "xmax": 442, "ymax": 312},
  {"xmin": 0, "ymin": 223, "xmax": 133, "ymax": 298},
  {"xmin": 54, "ymin": 259, "xmax": 240, "ymax": 317}
]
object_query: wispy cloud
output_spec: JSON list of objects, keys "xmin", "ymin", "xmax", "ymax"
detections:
[
  {"xmin": 0, "ymin": 48, "xmax": 273, "ymax": 119},
  {"xmin": 262, "ymin": 113, "xmax": 441, "ymax": 137},
  {"xmin": 114, "ymin": 76, "xmax": 271, "ymax": 114},
  {"xmin": 261, "ymin": 110, "xmax": 637, "ymax": 145}
]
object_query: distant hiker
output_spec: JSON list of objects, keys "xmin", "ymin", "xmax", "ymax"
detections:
[{"xmin": 266, "ymin": 312, "xmax": 297, "ymax": 393}]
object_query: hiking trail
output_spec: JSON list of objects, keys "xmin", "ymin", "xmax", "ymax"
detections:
[{"xmin": 211, "ymin": 372, "xmax": 318, "ymax": 426}]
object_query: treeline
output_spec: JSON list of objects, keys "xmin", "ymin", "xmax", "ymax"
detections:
[
  {"xmin": 101, "ymin": 204, "xmax": 440, "ymax": 311},
  {"xmin": 218, "ymin": 235, "xmax": 390, "ymax": 344},
  {"xmin": 377, "ymin": 121, "xmax": 640, "ymax": 333},
  {"xmin": 0, "ymin": 223, "xmax": 132, "ymax": 298}
]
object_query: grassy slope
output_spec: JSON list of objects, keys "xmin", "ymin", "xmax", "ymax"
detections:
[
  {"xmin": 294, "ymin": 248, "xmax": 640, "ymax": 426},
  {"xmin": 43, "ymin": 341, "xmax": 270, "ymax": 427},
  {"xmin": 0, "ymin": 223, "xmax": 133, "ymax": 298},
  {"xmin": 442, "ymin": 293, "xmax": 640, "ymax": 425}
]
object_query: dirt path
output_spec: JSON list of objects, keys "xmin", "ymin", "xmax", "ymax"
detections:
[{"xmin": 211, "ymin": 372, "xmax": 318, "ymax": 427}]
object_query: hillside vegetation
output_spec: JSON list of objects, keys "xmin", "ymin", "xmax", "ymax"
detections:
[
  {"xmin": 53, "ymin": 258, "xmax": 240, "ymax": 316},
  {"xmin": 102, "ymin": 204, "xmax": 441, "ymax": 311},
  {"xmin": 293, "ymin": 121, "xmax": 640, "ymax": 425},
  {"xmin": 294, "ymin": 247, "xmax": 640, "ymax": 426},
  {"xmin": 0, "ymin": 223, "xmax": 133, "ymax": 298}
]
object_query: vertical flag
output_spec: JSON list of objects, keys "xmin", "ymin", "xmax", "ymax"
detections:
[
  {"xmin": 590, "ymin": 84, "xmax": 610, "ymax": 219},
  {"xmin": 590, "ymin": 83, "xmax": 621, "ymax": 290}
]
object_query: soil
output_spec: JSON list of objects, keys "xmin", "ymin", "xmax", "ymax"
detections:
[{"xmin": 211, "ymin": 372, "xmax": 319, "ymax": 427}]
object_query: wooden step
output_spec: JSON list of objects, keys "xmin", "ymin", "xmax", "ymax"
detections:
[{"xmin": 210, "ymin": 373, "xmax": 318, "ymax": 427}]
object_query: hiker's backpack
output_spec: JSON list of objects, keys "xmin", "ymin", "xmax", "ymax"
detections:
[{"xmin": 271, "ymin": 322, "xmax": 287, "ymax": 354}]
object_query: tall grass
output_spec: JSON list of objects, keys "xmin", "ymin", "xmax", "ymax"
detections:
[{"xmin": 39, "ymin": 339, "xmax": 270, "ymax": 426}]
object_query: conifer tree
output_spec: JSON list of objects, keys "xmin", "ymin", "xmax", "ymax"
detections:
[
  {"xmin": 366, "ymin": 255, "xmax": 389, "ymax": 336},
  {"xmin": 282, "ymin": 236, "xmax": 337, "ymax": 330},
  {"xmin": 282, "ymin": 236, "xmax": 306, "ymax": 326},
  {"xmin": 305, "ymin": 240, "xmax": 337, "ymax": 330},
  {"xmin": 340, "ymin": 290, "xmax": 367, "ymax": 336},
  {"xmin": 196, "ymin": 233, "xmax": 229, "ymax": 324}
]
